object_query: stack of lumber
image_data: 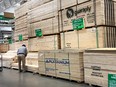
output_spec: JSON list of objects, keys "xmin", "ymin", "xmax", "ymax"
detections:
[
  {"xmin": 28, "ymin": 0, "xmax": 53, "ymax": 10},
  {"xmin": 59, "ymin": 0, "xmax": 106, "ymax": 31},
  {"xmin": 58, "ymin": 0, "xmax": 90, "ymax": 9},
  {"xmin": 28, "ymin": 0, "xmax": 58, "ymax": 23},
  {"xmin": 61, "ymin": 27, "xmax": 104, "ymax": 49},
  {"xmin": 15, "ymin": 2, "xmax": 29, "ymax": 49},
  {"xmin": 2, "ymin": 50, "xmax": 17, "ymax": 68},
  {"xmin": 9, "ymin": 43, "xmax": 16, "ymax": 51},
  {"xmin": 15, "ymin": 2, "xmax": 29, "ymax": 19},
  {"xmin": 59, "ymin": 0, "xmax": 116, "ymax": 49},
  {"xmin": 0, "ymin": 44, "xmax": 9, "ymax": 53},
  {"xmin": 28, "ymin": 16, "xmax": 59, "ymax": 37},
  {"xmin": 26, "ymin": 52, "xmax": 39, "ymax": 73},
  {"xmin": 84, "ymin": 48, "xmax": 116, "ymax": 87},
  {"xmin": 38, "ymin": 49, "xmax": 84, "ymax": 82},
  {"xmin": 15, "ymin": 15, "xmax": 28, "ymax": 41},
  {"xmin": 28, "ymin": 35, "xmax": 59, "ymax": 52}
]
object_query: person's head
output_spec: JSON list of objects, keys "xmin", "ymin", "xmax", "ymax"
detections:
[{"xmin": 22, "ymin": 44, "xmax": 26, "ymax": 47}]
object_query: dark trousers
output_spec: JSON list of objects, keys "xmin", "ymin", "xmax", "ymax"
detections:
[{"xmin": 18, "ymin": 54, "xmax": 26, "ymax": 72}]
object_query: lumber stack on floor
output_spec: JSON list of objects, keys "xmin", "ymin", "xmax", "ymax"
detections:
[
  {"xmin": 84, "ymin": 48, "xmax": 116, "ymax": 87},
  {"xmin": 0, "ymin": 44, "xmax": 9, "ymax": 53},
  {"xmin": 2, "ymin": 50, "xmax": 17, "ymax": 68},
  {"xmin": 38, "ymin": 50, "xmax": 84, "ymax": 82},
  {"xmin": 28, "ymin": 35, "xmax": 59, "ymax": 52}
]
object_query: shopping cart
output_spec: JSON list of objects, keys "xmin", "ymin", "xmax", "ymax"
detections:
[{"xmin": 0, "ymin": 53, "xmax": 3, "ymax": 72}]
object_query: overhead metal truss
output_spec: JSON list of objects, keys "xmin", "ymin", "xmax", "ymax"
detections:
[{"xmin": 0, "ymin": 0, "xmax": 21, "ymax": 12}]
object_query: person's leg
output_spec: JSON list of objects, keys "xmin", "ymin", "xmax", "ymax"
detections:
[
  {"xmin": 22, "ymin": 56, "xmax": 26, "ymax": 72},
  {"xmin": 18, "ymin": 55, "xmax": 21, "ymax": 72}
]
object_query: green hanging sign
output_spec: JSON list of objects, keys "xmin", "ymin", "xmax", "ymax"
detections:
[
  {"xmin": 35, "ymin": 29, "xmax": 42, "ymax": 37},
  {"xmin": 19, "ymin": 34, "xmax": 23, "ymax": 41},
  {"xmin": 8, "ymin": 39, "xmax": 12, "ymax": 44},
  {"xmin": 72, "ymin": 18, "xmax": 84, "ymax": 30},
  {"xmin": 108, "ymin": 74, "xmax": 116, "ymax": 87}
]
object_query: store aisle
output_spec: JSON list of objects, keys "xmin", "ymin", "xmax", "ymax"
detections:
[{"xmin": 0, "ymin": 69, "xmax": 90, "ymax": 87}]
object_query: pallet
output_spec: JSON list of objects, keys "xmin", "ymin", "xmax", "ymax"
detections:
[{"xmin": 38, "ymin": 50, "xmax": 84, "ymax": 82}]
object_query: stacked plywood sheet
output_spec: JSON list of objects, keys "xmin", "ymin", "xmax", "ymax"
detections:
[
  {"xmin": 28, "ymin": 35, "xmax": 59, "ymax": 52},
  {"xmin": 15, "ymin": 15, "xmax": 28, "ymax": 41},
  {"xmin": 28, "ymin": 16, "xmax": 59, "ymax": 37},
  {"xmin": 26, "ymin": 52, "xmax": 39, "ymax": 73},
  {"xmin": 38, "ymin": 50, "xmax": 84, "ymax": 82},
  {"xmin": 59, "ymin": 0, "xmax": 104, "ymax": 31},
  {"xmin": 15, "ymin": 40, "xmax": 28, "ymax": 50},
  {"xmin": 61, "ymin": 27, "xmax": 104, "ymax": 50},
  {"xmin": 15, "ymin": 2, "xmax": 29, "ymax": 18},
  {"xmin": 59, "ymin": 0, "xmax": 116, "ymax": 32},
  {"xmin": 84, "ymin": 48, "xmax": 116, "ymax": 87},
  {"xmin": 28, "ymin": 0, "xmax": 53, "ymax": 10},
  {"xmin": 28, "ymin": 0, "xmax": 58, "ymax": 23},
  {"xmin": 0, "ymin": 44, "xmax": 9, "ymax": 53},
  {"xmin": 58, "ymin": 0, "xmax": 90, "ymax": 9},
  {"xmin": 9, "ymin": 43, "xmax": 15, "ymax": 50}
]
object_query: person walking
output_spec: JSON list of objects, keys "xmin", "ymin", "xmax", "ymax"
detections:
[{"xmin": 17, "ymin": 44, "xmax": 27, "ymax": 72}]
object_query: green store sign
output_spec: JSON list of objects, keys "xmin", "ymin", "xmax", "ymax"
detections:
[
  {"xmin": 72, "ymin": 18, "xmax": 84, "ymax": 30},
  {"xmin": 19, "ymin": 34, "xmax": 23, "ymax": 41},
  {"xmin": 35, "ymin": 29, "xmax": 42, "ymax": 37},
  {"xmin": 108, "ymin": 74, "xmax": 116, "ymax": 87}
]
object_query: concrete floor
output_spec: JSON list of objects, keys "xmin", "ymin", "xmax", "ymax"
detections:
[{"xmin": 0, "ymin": 69, "xmax": 90, "ymax": 87}]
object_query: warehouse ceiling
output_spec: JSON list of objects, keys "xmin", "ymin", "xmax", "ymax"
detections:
[{"xmin": 0, "ymin": 0, "xmax": 21, "ymax": 12}]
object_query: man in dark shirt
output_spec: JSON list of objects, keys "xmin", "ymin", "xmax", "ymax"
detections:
[{"xmin": 17, "ymin": 44, "xmax": 27, "ymax": 72}]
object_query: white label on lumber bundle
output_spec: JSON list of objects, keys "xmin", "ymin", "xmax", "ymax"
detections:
[
  {"xmin": 28, "ymin": 35, "xmax": 59, "ymax": 52},
  {"xmin": 28, "ymin": 16, "xmax": 59, "ymax": 37},
  {"xmin": 61, "ymin": 27, "xmax": 104, "ymax": 50},
  {"xmin": 28, "ymin": 1, "xmax": 58, "ymax": 23},
  {"xmin": 60, "ymin": 0, "xmax": 105, "ymax": 31}
]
